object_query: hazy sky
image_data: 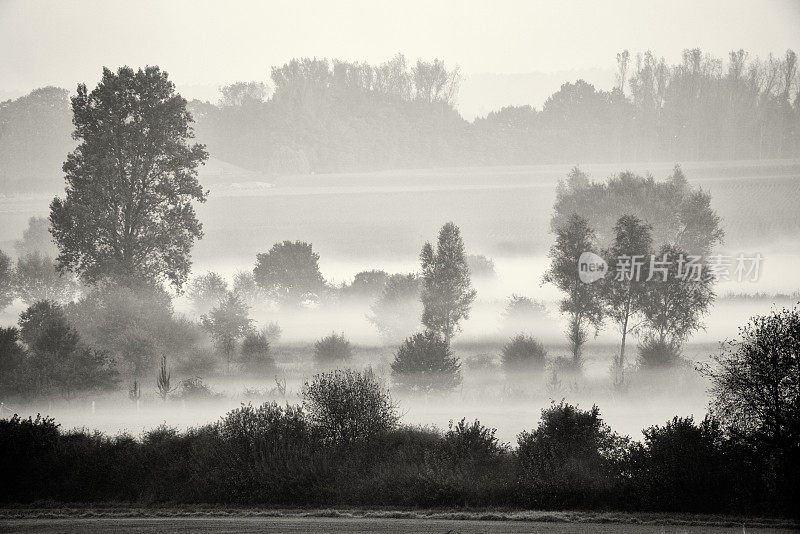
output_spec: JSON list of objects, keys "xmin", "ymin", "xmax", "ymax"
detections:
[{"xmin": 1, "ymin": 0, "xmax": 799, "ymax": 100}]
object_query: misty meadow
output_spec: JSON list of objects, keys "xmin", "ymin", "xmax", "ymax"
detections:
[{"xmin": 1, "ymin": 3, "xmax": 799, "ymax": 532}]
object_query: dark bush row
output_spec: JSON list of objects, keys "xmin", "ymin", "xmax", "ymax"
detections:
[{"xmin": 1, "ymin": 401, "xmax": 795, "ymax": 515}]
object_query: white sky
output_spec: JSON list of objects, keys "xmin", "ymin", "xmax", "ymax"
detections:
[{"xmin": 1, "ymin": 0, "xmax": 799, "ymax": 105}]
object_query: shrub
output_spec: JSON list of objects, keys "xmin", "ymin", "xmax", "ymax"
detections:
[
  {"xmin": 441, "ymin": 418, "xmax": 504, "ymax": 466},
  {"xmin": 239, "ymin": 331, "xmax": 277, "ymax": 375},
  {"xmin": 174, "ymin": 376, "xmax": 217, "ymax": 400},
  {"xmin": 637, "ymin": 338, "xmax": 682, "ymax": 369},
  {"xmin": 313, "ymin": 332, "xmax": 353, "ymax": 363},
  {"xmin": 627, "ymin": 416, "xmax": 763, "ymax": 512},
  {"xmin": 516, "ymin": 401, "xmax": 628, "ymax": 508},
  {"xmin": 501, "ymin": 333, "xmax": 547, "ymax": 372},
  {"xmin": 391, "ymin": 331, "xmax": 461, "ymax": 393},
  {"xmin": 302, "ymin": 369, "xmax": 398, "ymax": 444}
]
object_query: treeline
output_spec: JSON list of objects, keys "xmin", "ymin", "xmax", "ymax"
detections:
[
  {"xmin": 0, "ymin": 378, "xmax": 795, "ymax": 515},
  {"xmin": 2, "ymin": 49, "xmax": 798, "ymax": 193}
]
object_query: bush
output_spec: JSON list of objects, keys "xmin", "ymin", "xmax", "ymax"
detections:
[
  {"xmin": 441, "ymin": 418, "xmax": 504, "ymax": 467},
  {"xmin": 302, "ymin": 369, "xmax": 398, "ymax": 444},
  {"xmin": 313, "ymin": 332, "xmax": 353, "ymax": 363},
  {"xmin": 174, "ymin": 377, "xmax": 217, "ymax": 400},
  {"xmin": 637, "ymin": 338, "xmax": 682, "ymax": 369},
  {"xmin": 516, "ymin": 401, "xmax": 628, "ymax": 508},
  {"xmin": 239, "ymin": 331, "xmax": 277, "ymax": 375},
  {"xmin": 391, "ymin": 331, "xmax": 461, "ymax": 393},
  {"xmin": 627, "ymin": 416, "xmax": 764, "ymax": 513},
  {"xmin": 501, "ymin": 333, "xmax": 547, "ymax": 372}
]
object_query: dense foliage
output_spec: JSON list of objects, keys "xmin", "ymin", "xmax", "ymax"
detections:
[{"xmin": 0, "ymin": 401, "xmax": 791, "ymax": 514}]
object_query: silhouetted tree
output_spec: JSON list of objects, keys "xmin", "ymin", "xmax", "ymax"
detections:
[
  {"xmin": 50, "ymin": 66, "xmax": 208, "ymax": 289},
  {"xmin": 420, "ymin": 222, "xmax": 476, "ymax": 343},
  {"xmin": 543, "ymin": 213, "xmax": 605, "ymax": 366},
  {"xmin": 601, "ymin": 215, "xmax": 653, "ymax": 389},
  {"xmin": 702, "ymin": 305, "xmax": 800, "ymax": 501}
]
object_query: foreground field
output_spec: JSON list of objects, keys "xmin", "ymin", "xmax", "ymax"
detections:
[{"xmin": 1, "ymin": 508, "xmax": 797, "ymax": 534}]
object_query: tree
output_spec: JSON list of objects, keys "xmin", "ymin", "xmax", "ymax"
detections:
[
  {"xmin": 0, "ymin": 327, "xmax": 27, "ymax": 397},
  {"xmin": 201, "ymin": 292, "xmax": 253, "ymax": 372},
  {"xmin": 601, "ymin": 215, "xmax": 653, "ymax": 389},
  {"xmin": 0, "ymin": 250, "xmax": 13, "ymax": 311},
  {"xmin": 15, "ymin": 216, "xmax": 59, "ymax": 257},
  {"xmin": 49, "ymin": 66, "xmax": 208, "ymax": 289},
  {"xmin": 17, "ymin": 301, "xmax": 117, "ymax": 399},
  {"xmin": 13, "ymin": 252, "xmax": 79, "ymax": 305},
  {"xmin": 232, "ymin": 270, "xmax": 266, "ymax": 307},
  {"xmin": 701, "ymin": 306, "xmax": 800, "ymax": 497},
  {"xmin": 420, "ymin": 222, "xmax": 476, "ymax": 343},
  {"xmin": 253, "ymin": 241, "xmax": 326, "ymax": 307},
  {"xmin": 219, "ymin": 81, "xmax": 270, "ymax": 107},
  {"xmin": 543, "ymin": 214, "xmax": 605, "ymax": 366},
  {"xmin": 637, "ymin": 243, "xmax": 715, "ymax": 369},
  {"xmin": 239, "ymin": 331, "xmax": 276, "ymax": 375},
  {"xmin": 302, "ymin": 369, "xmax": 398, "ymax": 444},
  {"xmin": 187, "ymin": 271, "xmax": 229, "ymax": 314},
  {"xmin": 391, "ymin": 331, "xmax": 461, "ymax": 393},
  {"xmin": 516, "ymin": 401, "xmax": 628, "ymax": 507},
  {"xmin": 368, "ymin": 273, "xmax": 422, "ymax": 343},
  {"xmin": 339, "ymin": 270, "xmax": 389, "ymax": 303}
]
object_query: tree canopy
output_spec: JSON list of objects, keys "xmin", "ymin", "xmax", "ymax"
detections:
[{"xmin": 50, "ymin": 66, "xmax": 208, "ymax": 289}]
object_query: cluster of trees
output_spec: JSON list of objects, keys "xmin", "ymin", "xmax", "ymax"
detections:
[
  {"xmin": 544, "ymin": 166, "xmax": 722, "ymax": 387},
  {"xmin": 3, "ymin": 306, "xmax": 798, "ymax": 513},
  {"xmin": 4, "ymin": 49, "xmax": 797, "ymax": 194}
]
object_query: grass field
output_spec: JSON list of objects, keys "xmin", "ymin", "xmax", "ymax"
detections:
[{"xmin": 1, "ymin": 508, "xmax": 797, "ymax": 533}]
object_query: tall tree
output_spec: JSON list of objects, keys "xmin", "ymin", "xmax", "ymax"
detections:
[
  {"xmin": 543, "ymin": 214, "xmax": 605, "ymax": 367},
  {"xmin": 638, "ymin": 243, "xmax": 715, "ymax": 368},
  {"xmin": 50, "ymin": 66, "xmax": 208, "ymax": 289},
  {"xmin": 602, "ymin": 215, "xmax": 653, "ymax": 389},
  {"xmin": 419, "ymin": 222, "xmax": 476, "ymax": 343}
]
